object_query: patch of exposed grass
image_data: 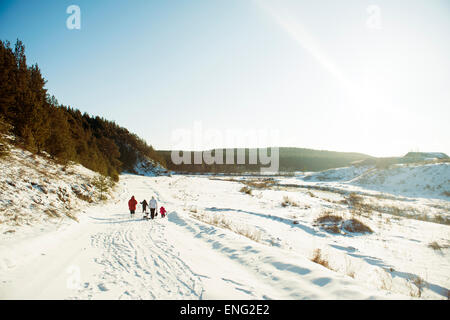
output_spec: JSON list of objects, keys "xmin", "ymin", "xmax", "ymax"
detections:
[
  {"xmin": 313, "ymin": 212, "xmax": 343, "ymax": 234},
  {"xmin": 428, "ymin": 241, "xmax": 446, "ymax": 251},
  {"xmin": 408, "ymin": 275, "xmax": 427, "ymax": 298},
  {"xmin": 65, "ymin": 210, "xmax": 79, "ymax": 222},
  {"xmin": 44, "ymin": 208, "xmax": 60, "ymax": 218},
  {"xmin": 243, "ymin": 178, "xmax": 277, "ymax": 189},
  {"xmin": 314, "ymin": 212, "xmax": 372, "ymax": 234},
  {"xmin": 311, "ymin": 249, "xmax": 332, "ymax": 270},
  {"xmin": 342, "ymin": 218, "xmax": 373, "ymax": 234},
  {"xmin": 281, "ymin": 196, "xmax": 299, "ymax": 207},
  {"xmin": 347, "ymin": 192, "xmax": 363, "ymax": 206},
  {"xmin": 315, "ymin": 213, "xmax": 343, "ymax": 224},
  {"xmin": 71, "ymin": 186, "xmax": 93, "ymax": 203},
  {"xmin": 236, "ymin": 227, "xmax": 262, "ymax": 242},
  {"xmin": 186, "ymin": 206, "xmax": 198, "ymax": 213},
  {"xmin": 307, "ymin": 191, "xmax": 316, "ymax": 198},
  {"xmin": 190, "ymin": 210, "xmax": 261, "ymax": 243},
  {"xmin": 356, "ymin": 201, "xmax": 450, "ymax": 226},
  {"xmin": 240, "ymin": 186, "xmax": 252, "ymax": 195},
  {"xmin": 343, "ymin": 193, "xmax": 374, "ymax": 218},
  {"xmin": 324, "ymin": 224, "xmax": 341, "ymax": 234},
  {"xmin": 216, "ymin": 177, "xmax": 278, "ymax": 191},
  {"xmin": 345, "ymin": 257, "xmax": 356, "ymax": 279},
  {"xmin": 0, "ymin": 142, "xmax": 10, "ymax": 158},
  {"xmin": 379, "ymin": 272, "xmax": 393, "ymax": 291}
]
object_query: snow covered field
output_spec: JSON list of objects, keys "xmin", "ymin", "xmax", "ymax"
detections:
[{"xmin": 1, "ymin": 159, "xmax": 449, "ymax": 299}]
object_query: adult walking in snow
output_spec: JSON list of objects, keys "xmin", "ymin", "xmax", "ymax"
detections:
[
  {"xmin": 128, "ymin": 196, "xmax": 138, "ymax": 216},
  {"xmin": 149, "ymin": 196, "xmax": 157, "ymax": 220}
]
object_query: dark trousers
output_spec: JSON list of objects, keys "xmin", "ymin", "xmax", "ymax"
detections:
[
  {"xmin": 150, "ymin": 208, "xmax": 155, "ymax": 219},
  {"xmin": 130, "ymin": 210, "xmax": 135, "ymax": 214}
]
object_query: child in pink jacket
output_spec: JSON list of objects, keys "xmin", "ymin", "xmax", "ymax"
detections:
[{"xmin": 159, "ymin": 206, "xmax": 167, "ymax": 218}]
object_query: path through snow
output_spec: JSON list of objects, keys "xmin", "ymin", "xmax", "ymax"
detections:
[{"xmin": 0, "ymin": 174, "xmax": 404, "ymax": 299}]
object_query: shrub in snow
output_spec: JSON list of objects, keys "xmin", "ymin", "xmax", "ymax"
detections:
[
  {"xmin": 311, "ymin": 249, "xmax": 332, "ymax": 270},
  {"xmin": 342, "ymin": 219, "xmax": 373, "ymax": 234},
  {"xmin": 240, "ymin": 186, "xmax": 252, "ymax": 195},
  {"xmin": 428, "ymin": 241, "xmax": 445, "ymax": 251},
  {"xmin": 281, "ymin": 196, "xmax": 299, "ymax": 207},
  {"xmin": 314, "ymin": 213, "xmax": 343, "ymax": 234},
  {"xmin": 314, "ymin": 212, "xmax": 372, "ymax": 235}
]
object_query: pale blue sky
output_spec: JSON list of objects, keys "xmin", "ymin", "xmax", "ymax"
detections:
[{"xmin": 1, "ymin": 0, "xmax": 449, "ymax": 156}]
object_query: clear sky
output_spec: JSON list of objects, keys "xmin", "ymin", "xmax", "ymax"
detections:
[{"xmin": 1, "ymin": 0, "xmax": 449, "ymax": 157}]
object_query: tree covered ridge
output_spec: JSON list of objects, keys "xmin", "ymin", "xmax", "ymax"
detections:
[
  {"xmin": 0, "ymin": 39, "xmax": 166, "ymax": 180},
  {"xmin": 157, "ymin": 148, "xmax": 373, "ymax": 173}
]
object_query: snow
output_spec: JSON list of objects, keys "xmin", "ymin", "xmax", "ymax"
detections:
[
  {"xmin": 0, "ymin": 145, "xmax": 117, "ymax": 236},
  {"xmin": 133, "ymin": 157, "xmax": 169, "ymax": 177},
  {"xmin": 0, "ymin": 144, "xmax": 121, "ymax": 273},
  {"xmin": 0, "ymin": 149, "xmax": 449, "ymax": 300},
  {"xmin": 303, "ymin": 165, "xmax": 372, "ymax": 182},
  {"xmin": 351, "ymin": 163, "xmax": 450, "ymax": 200}
]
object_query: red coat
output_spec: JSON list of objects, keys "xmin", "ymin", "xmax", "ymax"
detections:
[
  {"xmin": 159, "ymin": 206, "xmax": 166, "ymax": 214},
  {"xmin": 128, "ymin": 197, "xmax": 137, "ymax": 210}
]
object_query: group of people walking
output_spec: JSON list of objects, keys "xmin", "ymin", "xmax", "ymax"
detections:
[{"xmin": 128, "ymin": 195, "xmax": 167, "ymax": 220}]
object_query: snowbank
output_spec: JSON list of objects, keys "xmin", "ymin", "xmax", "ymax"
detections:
[
  {"xmin": 303, "ymin": 166, "xmax": 372, "ymax": 182},
  {"xmin": 0, "ymin": 143, "xmax": 115, "ymax": 236},
  {"xmin": 350, "ymin": 163, "xmax": 450, "ymax": 200},
  {"xmin": 133, "ymin": 156, "xmax": 170, "ymax": 177}
]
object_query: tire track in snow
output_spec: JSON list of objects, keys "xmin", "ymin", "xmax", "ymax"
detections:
[
  {"xmin": 76, "ymin": 222, "xmax": 202, "ymax": 299},
  {"xmin": 70, "ymin": 177, "xmax": 203, "ymax": 300}
]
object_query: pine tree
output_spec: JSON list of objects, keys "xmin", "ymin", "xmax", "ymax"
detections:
[
  {"xmin": 1, "ymin": 39, "xmax": 166, "ymax": 178},
  {"xmin": 45, "ymin": 106, "xmax": 75, "ymax": 162},
  {"xmin": 91, "ymin": 175, "xmax": 112, "ymax": 201},
  {"xmin": 28, "ymin": 64, "xmax": 50, "ymax": 153},
  {"xmin": 0, "ymin": 40, "xmax": 16, "ymax": 119},
  {"xmin": 11, "ymin": 40, "xmax": 37, "ymax": 150}
]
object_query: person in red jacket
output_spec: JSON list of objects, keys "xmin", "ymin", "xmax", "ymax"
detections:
[
  {"xmin": 159, "ymin": 206, "xmax": 167, "ymax": 218},
  {"xmin": 128, "ymin": 196, "xmax": 138, "ymax": 216}
]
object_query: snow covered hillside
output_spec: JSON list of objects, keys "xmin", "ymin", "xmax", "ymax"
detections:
[
  {"xmin": 133, "ymin": 156, "xmax": 170, "ymax": 177},
  {"xmin": 300, "ymin": 162, "xmax": 450, "ymax": 201},
  {"xmin": 0, "ymin": 141, "xmax": 119, "ymax": 237},
  {"xmin": 1, "ymin": 160, "xmax": 448, "ymax": 299},
  {"xmin": 351, "ymin": 163, "xmax": 450, "ymax": 199},
  {"xmin": 303, "ymin": 166, "xmax": 372, "ymax": 182}
]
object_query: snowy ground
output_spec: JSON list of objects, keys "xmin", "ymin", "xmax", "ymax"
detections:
[
  {"xmin": 0, "ymin": 144, "xmax": 115, "ymax": 236},
  {"xmin": 1, "ymin": 166, "xmax": 449, "ymax": 299}
]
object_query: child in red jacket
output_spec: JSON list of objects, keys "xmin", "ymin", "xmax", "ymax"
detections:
[{"xmin": 159, "ymin": 206, "xmax": 167, "ymax": 218}]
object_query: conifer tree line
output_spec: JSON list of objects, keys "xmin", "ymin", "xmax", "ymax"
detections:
[
  {"xmin": 157, "ymin": 148, "xmax": 373, "ymax": 174},
  {"xmin": 0, "ymin": 39, "xmax": 166, "ymax": 181}
]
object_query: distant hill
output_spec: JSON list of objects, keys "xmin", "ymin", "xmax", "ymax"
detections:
[
  {"xmin": 157, "ymin": 148, "xmax": 373, "ymax": 173},
  {"xmin": 278, "ymin": 148, "xmax": 373, "ymax": 172},
  {"xmin": 402, "ymin": 152, "xmax": 449, "ymax": 161},
  {"xmin": 354, "ymin": 152, "xmax": 449, "ymax": 169},
  {"xmin": 158, "ymin": 148, "xmax": 450, "ymax": 174}
]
